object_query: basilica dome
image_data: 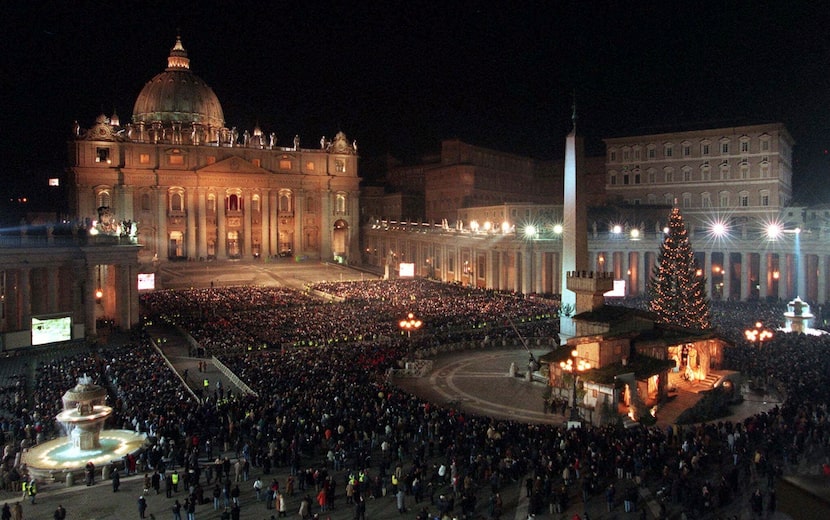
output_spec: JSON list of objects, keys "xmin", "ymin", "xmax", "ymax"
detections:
[{"xmin": 132, "ymin": 37, "xmax": 225, "ymax": 128}]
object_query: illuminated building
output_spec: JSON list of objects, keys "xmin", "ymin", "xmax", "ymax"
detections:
[{"xmin": 68, "ymin": 36, "xmax": 360, "ymax": 267}]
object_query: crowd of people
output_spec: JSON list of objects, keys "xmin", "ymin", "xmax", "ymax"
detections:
[{"xmin": 0, "ymin": 280, "xmax": 828, "ymax": 519}]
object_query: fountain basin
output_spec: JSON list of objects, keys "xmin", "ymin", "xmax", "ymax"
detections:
[{"xmin": 22, "ymin": 429, "xmax": 147, "ymax": 482}]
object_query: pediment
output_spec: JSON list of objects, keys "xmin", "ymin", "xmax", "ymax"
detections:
[{"xmin": 197, "ymin": 156, "xmax": 268, "ymax": 175}]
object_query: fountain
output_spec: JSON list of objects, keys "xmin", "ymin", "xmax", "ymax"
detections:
[
  {"xmin": 781, "ymin": 297, "xmax": 827, "ymax": 336},
  {"xmin": 22, "ymin": 375, "xmax": 146, "ymax": 483}
]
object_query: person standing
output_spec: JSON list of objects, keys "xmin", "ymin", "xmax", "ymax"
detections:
[
  {"xmin": 53, "ymin": 504, "xmax": 66, "ymax": 520},
  {"xmin": 112, "ymin": 469, "xmax": 121, "ymax": 492},
  {"xmin": 137, "ymin": 495, "xmax": 147, "ymax": 519},
  {"xmin": 2, "ymin": 503, "xmax": 11, "ymax": 520},
  {"xmin": 10, "ymin": 502, "xmax": 22, "ymax": 520},
  {"xmin": 171, "ymin": 499, "xmax": 182, "ymax": 520},
  {"xmin": 26, "ymin": 480, "xmax": 36, "ymax": 505}
]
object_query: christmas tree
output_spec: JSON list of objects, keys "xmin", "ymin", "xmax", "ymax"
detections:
[{"xmin": 647, "ymin": 206, "xmax": 712, "ymax": 330}]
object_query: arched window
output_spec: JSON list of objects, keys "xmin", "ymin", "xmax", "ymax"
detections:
[
  {"xmin": 141, "ymin": 193, "xmax": 151, "ymax": 211},
  {"xmin": 208, "ymin": 194, "xmax": 216, "ymax": 213},
  {"xmin": 171, "ymin": 192, "xmax": 183, "ymax": 212},
  {"xmin": 228, "ymin": 193, "xmax": 239, "ymax": 211},
  {"xmin": 96, "ymin": 190, "xmax": 111, "ymax": 208},
  {"xmin": 252, "ymin": 194, "xmax": 261, "ymax": 213},
  {"xmin": 335, "ymin": 193, "xmax": 347, "ymax": 214},
  {"xmin": 279, "ymin": 190, "xmax": 292, "ymax": 212}
]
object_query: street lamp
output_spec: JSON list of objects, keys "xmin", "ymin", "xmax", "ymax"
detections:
[
  {"xmin": 560, "ymin": 349, "xmax": 591, "ymax": 421},
  {"xmin": 399, "ymin": 312, "xmax": 422, "ymax": 359},
  {"xmin": 744, "ymin": 321, "xmax": 773, "ymax": 348}
]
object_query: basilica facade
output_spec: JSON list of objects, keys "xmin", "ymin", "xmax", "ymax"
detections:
[{"xmin": 68, "ymin": 37, "xmax": 360, "ymax": 266}]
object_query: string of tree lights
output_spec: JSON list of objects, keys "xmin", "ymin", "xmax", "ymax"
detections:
[{"xmin": 647, "ymin": 206, "xmax": 713, "ymax": 331}]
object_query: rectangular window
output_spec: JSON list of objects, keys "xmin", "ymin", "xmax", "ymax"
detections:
[
  {"xmin": 741, "ymin": 141, "xmax": 749, "ymax": 153},
  {"xmin": 740, "ymin": 195, "xmax": 749, "ymax": 207},
  {"xmin": 664, "ymin": 146, "xmax": 673, "ymax": 157},
  {"xmin": 634, "ymin": 149, "xmax": 641, "ymax": 160},
  {"xmin": 683, "ymin": 195, "xmax": 692, "ymax": 208},
  {"xmin": 761, "ymin": 194, "xmax": 770, "ymax": 206},
  {"xmin": 623, "ymin": 150, "xmax": 630, "ymax": 161},
  {"xmin": 634, "ymin": 173, "xmax": 641, "ymax": 184},
  {"xmin": 702, "ymin": 194, "xmax": 711, "ymax": 207},
  {"xmin": 610, "ymin": 151, "xmax": 617, "ymax": 161},
  {"xmin": 702, "ymin": 144, "xmax": 710, "ymax": 155},
  {"xmin": 682, "ymin": 145, "xmax": 691, "ymax": 157},
  {"xmin": 139, "ymin": 153, "xmax": 150, "ymax": 164},
  {"xmin": 623, "ymin": 174, "xmax": 629, "ymax": 185},
  {"xmin": 648, "ymin": 148, "xmax": 656, "ymax": 159},
  {"xmin": 761, "ymin": 140, "xmax": 770, "ymax": 151},
  {"xmin": 684, "ymin": 171, "xmax": 691, "ymax": 181},
  {"xmin": 610, "ymin": 175, "xmax": 617, "ymax": 185},
  {"xmin": 168, "ymin": 155, "xmax": 184, "ymax": 165},
  {"xmin": 648, "ymin": 171, "xmax": 655, "ymax": 183},
  {"xmin": 306, "ymin": 161, "xmax": 315, "ymax": 171},
  {"xmin": 721, "ymin": 142, "xmax": 729, "ymax": 154},
  {"xmin": 279, "ymin": 159, "xmax": 292, "ymax": 170},
  {"xmin": 720, "ymin": 194, "xmax": 729, "ymax": 207},
  {"xmin": 96, "ymin": 147, "xmax": 110, "ymax": 164}
]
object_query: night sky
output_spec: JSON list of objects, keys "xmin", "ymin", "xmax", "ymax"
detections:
[{"xmin": 3, "ymin": 1, "xmax": 830, "ymax": 217}]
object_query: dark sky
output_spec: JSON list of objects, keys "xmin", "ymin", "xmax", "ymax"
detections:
[{"xmin": 4, "ymin": 1, "xmax": 830, "ymax": 212}]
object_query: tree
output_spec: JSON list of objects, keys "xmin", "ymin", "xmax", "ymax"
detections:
[{"xmin": 647, "ymin": 206, "xmax": 712, "ymax": 330}]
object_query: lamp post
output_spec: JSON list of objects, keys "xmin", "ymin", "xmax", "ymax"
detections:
[
  {"xmin": 560, "ymin": 349, "xmax": 590, "ymax": 422},
  {"xmin": 399, "ymin": 312, "xmax": 422, "ymax": 358},
  {"xmin": 744, "ymin": 321, "xmax": 773, "ymax": 348}
]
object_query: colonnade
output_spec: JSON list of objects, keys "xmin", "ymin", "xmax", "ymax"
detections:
[{"xmin": 363, "ymin": 227, "xmax": 830, "ymax": 304}]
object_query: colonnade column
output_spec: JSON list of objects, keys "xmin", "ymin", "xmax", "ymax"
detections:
[
  {"xmin": 513, "ymin": 251, "xmax": 522, "ymax": 293},
  {"xmin": 704, "ymin": 251, "xmax": 713, "ymax": 300},
  {"xmin": 243, "ymin": 189, "xmax": 253, "ymax": 258},
  {"xmin": 723, "ymin": 252, "xmax": 731, "ymax": 300},
  {"xmin": 186, "ymin": 189, "xmax": 196, "ymax": 260},
  {"xmin": 759, "ymin": 253, "xmax": 769, "ymax": 300},
  {"xmin": 534, "ymin": 250, "xmax": 543, "ymax": 294},
  {"xmin": 740, "ymin": 253, "xmax": 749, "ymax": 301},
  {"xmin": 261, "ymin": 189, "xmax": 270, "ymax": 258},
  {"xmin": 819, "ymin": 255, "xmax": 827, "ymax": 304},
  {"xmin": 487, "ymin": 250, "xmax": 495, "ymax": 290},
  {"xmin": 621, "ymin": 251, "xmax": 630, "ymax": 297},
  {"xmin": 778, "ymin": 253, "xmax": 788, "ymax": 300},
  {"xmin": 47, "ymin": 266, "xmax": 59, "ymax": 313},
  {"xmin": 797, "ymin": 247, "xmax": 806, "ymax": 299},
  {"xmin": 19, "ymin": 267, "xmax": 31, "ymax": 332},
  {"xmin": 637, "ymin": 250, "xmax": 646, "ymax": 296},
  {"xmin": 85, "ymin": 264, "xmax": 96, "ymax": 339},
  {"xmin": 197, "ymin": 188, "xmax": 207, "ymax": 260}
]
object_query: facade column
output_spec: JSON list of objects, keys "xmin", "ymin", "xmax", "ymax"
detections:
[
  {"xmin": 778, "ymin": 253, "xmax": 788, "ymax": 300},
  {"xmin": 740, "ymin": 252, "xmax": 749, "ymax": 301},
  {"xmin": 156, "ymin": 187, "xmax": 167, "ymax": 260},
  {"xmin": 294, "ymin": 189, "xmax": 305, "ymax": 255},
  {"xmin": 243, "ymin": 189, "xmax": 253, "ymax": 258},
  {"xmin": 217, "ymin": 193, "xmax": 227, "ymax": 259},
  {"xmin": 47, "ymin": 266, "xmax": 59, "ymax": 313},
  {"xmin": 320, "ymin": 190, "xmax": 332, "ymax": 261},
  {"xmin": 723, "ymin": 252, "xmax": 731, "ymax": 301},
  {"xmin": 186, "ymin": 189, "xmax": 196, "ymax": 260},
  {"xmin": 197, "ymin": 188, "xmax": 207, "ymax": 260},
  {"xmin": 758, "ymin": 251, "xmax": 769, "ymax": 301},
  {"xmin": 85, "ymin": 264, "xmax": 97, "ymax": 339},
  {"xmin": 19, "ymin": 267, "xmax": 31, "ymax": 332},
  {"xmin": 269, "ymin": 190, "xmax": 278, "ymax": 258},
  {"xmin": 818, "ymin": 255, "xmax": 827, "ymax": 305},
  {"xmin": 260, "ymin": 189, "xmax": 270, "ymax": 258}
]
